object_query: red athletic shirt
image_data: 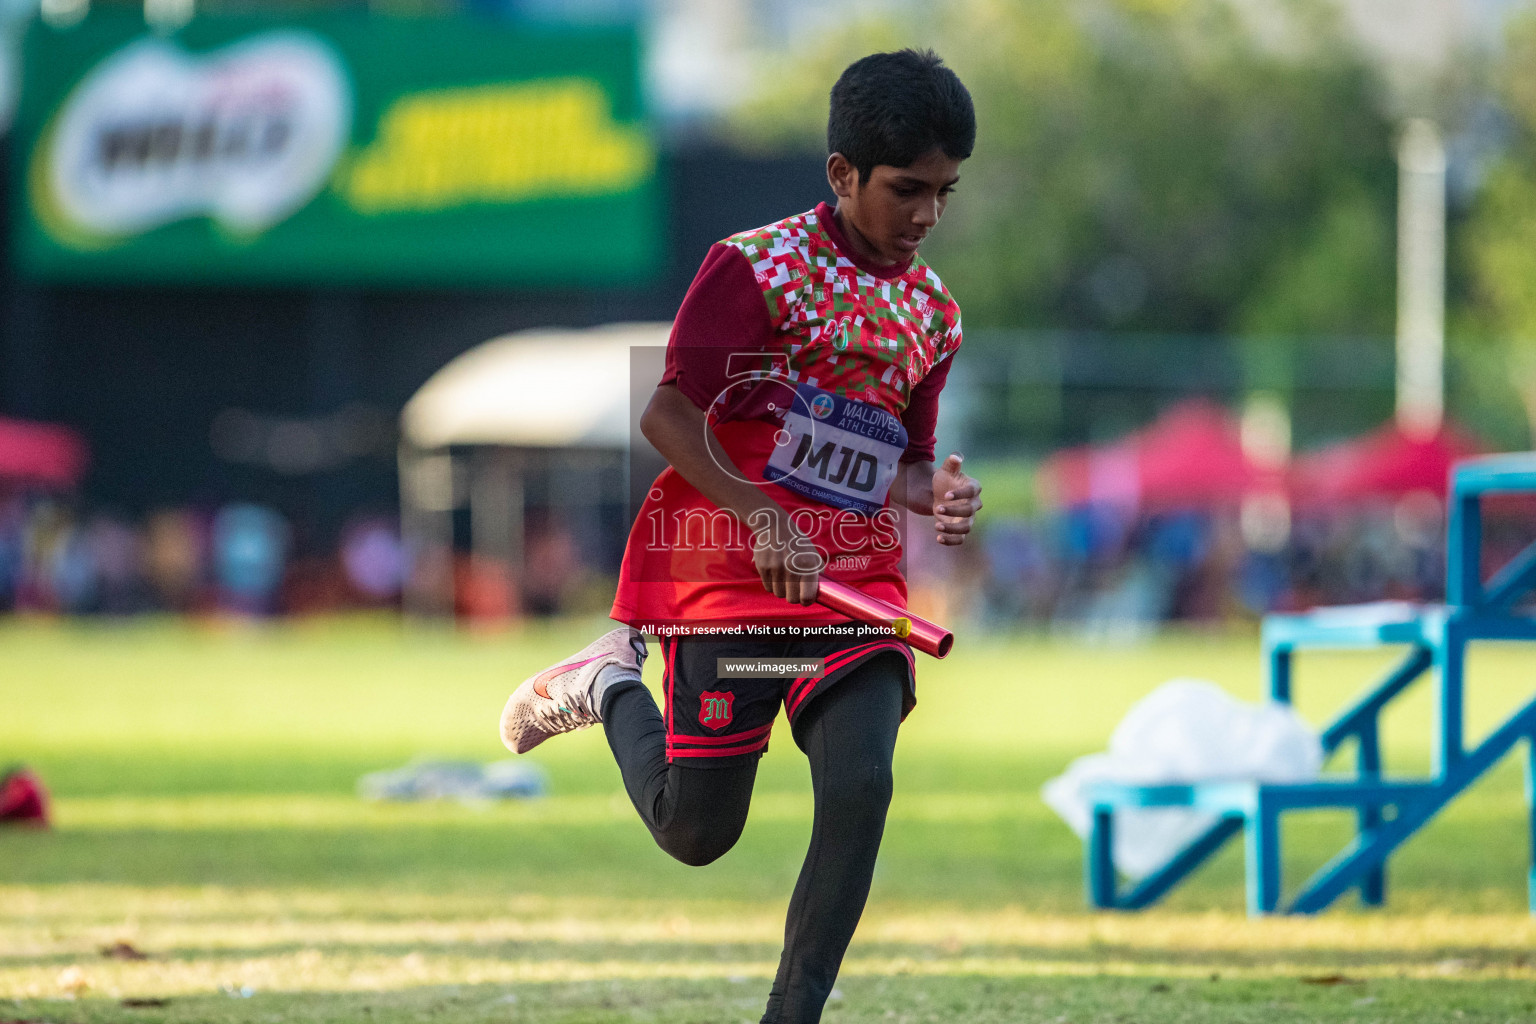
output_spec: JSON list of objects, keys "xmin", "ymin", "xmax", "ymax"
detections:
[{"xmin": 610, "ymin": 202, "xmax": 962, "ymax": 629}]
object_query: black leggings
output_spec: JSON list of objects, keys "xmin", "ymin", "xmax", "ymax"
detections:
[{"xmin": 601, "ymin": 653, "xmax": 905, "ymax": 1024}]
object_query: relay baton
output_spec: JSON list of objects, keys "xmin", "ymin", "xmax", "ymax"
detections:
[{"xmin": 815, "ymin": 579, "xmax": 954, "ymax": 659}]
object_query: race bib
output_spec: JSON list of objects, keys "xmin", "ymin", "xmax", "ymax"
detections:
[{"xmin": 762, "ymin": 383, "xmax": 907, "ymax": 514}]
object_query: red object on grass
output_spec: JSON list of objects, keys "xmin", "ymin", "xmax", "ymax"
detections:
[
  {"xmin": 0, "ymin": 767, "xmax": 50, "ymax": 827},
  {"xmin": 1290, "ymin": 421, "xmax": 1483, "ymax": 507},
  {"xmin": 1041, "ymin": 400, "xmax": 1280, "ymax": 511},
  {"xmin": 0, "ymin": 416, "xmax": 89, "ymax": 488},
  {"xmin": 816, "ymin": 579, "xmax": 954, "ymax": 659}
]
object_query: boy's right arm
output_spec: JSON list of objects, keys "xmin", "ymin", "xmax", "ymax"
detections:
[{"xmin": 640, "ymin": 383, "xmax": 821, "ymax": 606}]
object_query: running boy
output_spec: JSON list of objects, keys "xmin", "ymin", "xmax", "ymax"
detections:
[{"xmin": 500, "ymin": 49, "xmax": 980, "ymax": 1024}]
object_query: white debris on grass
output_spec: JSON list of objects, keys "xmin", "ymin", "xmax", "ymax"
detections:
[
  {"xmin": 1042, "ymin": 678, "xmax": 1323, "ymax": 879},
  {"xmin": 357, "ymin": 759, "xmax": 549, "ymax": 803}
]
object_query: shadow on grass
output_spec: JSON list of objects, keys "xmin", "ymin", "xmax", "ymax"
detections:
[
  {"xmin": 2, "ymin": 933, "xmax": 1534, "ymax": 974},
  {"xmin": 0, "ymin": 822, "xmax": 804, "ymax": 902},
  {"xmin": 7, "ymin": 975, "xmax": 1536, "ymax": 1024},
  {"xmin": 4, "ymin": 804, "xmax": 1532, "ymax": 914}
]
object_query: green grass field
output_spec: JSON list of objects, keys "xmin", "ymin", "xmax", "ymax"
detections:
[{"xmin": 3, "ymin": 618, "xmax": 1535, "ymax": 1023}]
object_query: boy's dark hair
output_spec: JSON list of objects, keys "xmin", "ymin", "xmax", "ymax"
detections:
[{"xmin": 828, "ymin": 49, "xmax": 975, "ymax": 183}]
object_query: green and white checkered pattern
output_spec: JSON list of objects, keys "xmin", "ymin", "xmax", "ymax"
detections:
[{"xmin": 723, "ymin": 209, "xmax": 962, "ymax": 414}]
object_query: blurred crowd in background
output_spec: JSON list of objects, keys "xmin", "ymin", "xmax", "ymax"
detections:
[
  {"xmin": 968, "ymin": 501, "xmax": 1447, "ymax": 638},
  {"xmin": 0, "ymin": 492, "xmax": 398, "ymax": 616},
  {"xmin": 0, "ymin": 488, "xmax": 611, "ymax": 620},
  {"xmin": 10, "ymin": 465, "xmax": 1529, "ymax": 632}
]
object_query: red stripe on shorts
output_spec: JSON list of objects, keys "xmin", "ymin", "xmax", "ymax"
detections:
[
  {"xmin": 668, "ymin": 735, "xmax": 773, "ymax": 759},
  {"xmin": 786, "ymin": 641, "xmax": 889, "ymax": 707},
  {"xmin": 786, "ymin": 641, "xmax": 912, "ymax": 718},
  {"xmin": 784, "ymin": 639, "xmax": 889, "ymax": 702},
  {"xmin": 663, "ymin": 637, "xmax": 676, "ymax": 738},
  {"xmin": 668, "ymin": 722, "xmax": 773, "ymax": 746}
]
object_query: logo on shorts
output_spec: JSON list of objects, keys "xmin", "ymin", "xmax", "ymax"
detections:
[{"xmin": 699, "ymin": 690, "xmax": 734, "ymax": 731}]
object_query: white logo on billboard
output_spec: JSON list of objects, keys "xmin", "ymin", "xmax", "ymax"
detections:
[{"xmin": 41, "ymin": 31, "xmax": 350, "ymax": 239}]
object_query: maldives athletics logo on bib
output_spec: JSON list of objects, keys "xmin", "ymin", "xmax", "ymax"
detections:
[{"xmin": 699, "ymin": 690, "xmax": 734, "ymax": 731}]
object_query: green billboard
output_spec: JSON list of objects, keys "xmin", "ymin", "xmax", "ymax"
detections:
[{"xmin": 14, "ymin": 14, "xmax": 661, "ymax": 286}]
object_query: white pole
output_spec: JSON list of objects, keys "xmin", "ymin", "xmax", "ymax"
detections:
[
  {"xmin": 469, "ymin": 448, "xmax": 522, "ymax": 619},
  {"xmin": 1396, "ymin": 117, "xmax": 1446, "ymax": 438},
  {"xmin": 400, "ymin": 443, "xmax": 456, "ymax": 622}
]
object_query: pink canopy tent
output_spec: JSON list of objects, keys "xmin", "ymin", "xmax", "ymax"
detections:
[
  {"xmin": 1040, "ymin": 399, "xmax": 1280, "ymax": 511},
  {"xmin": 1289, "ymin": 421, "xmax": 1483, "ymax": 507},
  {"xmin": 0, "ymin": 416, "xmax": 89, "ymax": 489}
]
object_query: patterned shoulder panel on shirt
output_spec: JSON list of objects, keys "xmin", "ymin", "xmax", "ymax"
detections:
[{"xmin": 721, "ymin": 209, "xmax": 962, "ymax": 415}]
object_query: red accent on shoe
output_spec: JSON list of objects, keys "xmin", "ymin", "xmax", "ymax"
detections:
[{"xmin": 532, "ymin": 653, "xmax": 606, "ymax": 700}]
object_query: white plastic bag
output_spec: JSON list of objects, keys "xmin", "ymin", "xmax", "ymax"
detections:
[
  {"xmin": 1041, "ymin": 679, "xmax": 1323, "ymax": 879},
  {"xmin": 358, "ymin": 758, "xmax": 549, "ymax": 803}
]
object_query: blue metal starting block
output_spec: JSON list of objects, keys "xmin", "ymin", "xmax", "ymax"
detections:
[{"xmin": 1086, "ymin": 452, "xmax": 1536, "ymax": 915}]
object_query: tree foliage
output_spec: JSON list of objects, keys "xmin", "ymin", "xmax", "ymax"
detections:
[
  {"xmin": 1462, "ymin": 11, "xmax": 1536, "ymax": 442},
  {"xmin": 727, "ymin": 0, "xmax": 1398, "ymax": 338}
]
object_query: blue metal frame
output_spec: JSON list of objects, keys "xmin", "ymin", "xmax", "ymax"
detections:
[{"xmin": 1086, "ymin": 453, "xmax": 1536, "ymax": 915}]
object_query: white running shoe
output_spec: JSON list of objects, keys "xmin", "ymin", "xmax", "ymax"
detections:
[{"xmin": 499, "ymin": 627, "xmax": 647, "ymax": 754}]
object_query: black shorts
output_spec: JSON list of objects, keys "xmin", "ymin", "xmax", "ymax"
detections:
[{"xmin": 656, "ymin": 628, "xmax": 916, "ymax": 767}]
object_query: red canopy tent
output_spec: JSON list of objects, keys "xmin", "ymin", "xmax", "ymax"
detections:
[
  {"xmin": 0, "ymin": 416, "xmax": 89, "ymax": 489},
  {"xmin": 1040, "ymin": 400, "xmax": 1281, "ymax": 511},
  {"xmin": 1289, "ymin": 421, "xmax": 1483, "ymax": 507}
]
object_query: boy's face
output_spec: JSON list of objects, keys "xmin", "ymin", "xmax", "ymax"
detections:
[{"xmin": 827, "ymin": 147, "xmax": 963, "ymax": 266}]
